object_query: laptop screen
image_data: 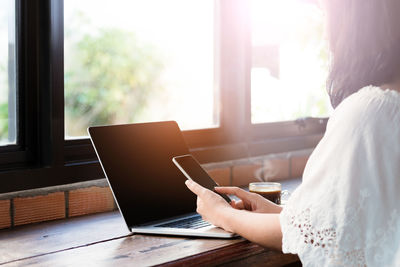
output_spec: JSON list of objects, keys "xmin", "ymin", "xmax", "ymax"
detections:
[{"xmin": 88, "ymin": 121, "xmax": 196, "ymax": 228}]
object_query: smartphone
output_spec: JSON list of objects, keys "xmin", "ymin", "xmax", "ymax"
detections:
[{"xmin": 172, "ymin": 154, "xmax": 231, "ymax": 203}]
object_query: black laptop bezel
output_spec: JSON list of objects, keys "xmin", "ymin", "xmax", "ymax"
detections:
[{"xmin": 88, "ymin": 121, "xmax": 197, "ymax": 230}]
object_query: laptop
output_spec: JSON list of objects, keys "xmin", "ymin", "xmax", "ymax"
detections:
[{"xmin": 88, "ymin": 121, "xmax": 236, "ymax": 238}]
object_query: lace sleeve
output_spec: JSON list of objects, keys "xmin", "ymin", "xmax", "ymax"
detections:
[
  {"xmin": 279, "ymin": 87, "xmax": 400, "ymax": 267},
  {"xmin": 281, "ymin": 204, "xmax": 400, "ymax": 267},
  {"xmin": 280, "ymin": 207, "xmax": 366, "ymax": 267}
]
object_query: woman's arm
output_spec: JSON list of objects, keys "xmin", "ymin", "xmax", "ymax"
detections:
[
  {"xmin": 221, "ymin": 208, "xmax": 283, "ymax": 251},
  {"xmin": 185, "ymin": 179, "xmax": 283, "ymax": 251}
]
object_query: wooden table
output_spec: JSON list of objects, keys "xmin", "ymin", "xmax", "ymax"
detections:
[{"xmin": 0, "ymin": 180, "xmax": 302, "ymax": 266}]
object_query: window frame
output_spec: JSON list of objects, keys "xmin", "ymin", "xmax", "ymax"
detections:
[{"xmin": 0, "ymin": 0, "xmax": 327, "ymax": 194}]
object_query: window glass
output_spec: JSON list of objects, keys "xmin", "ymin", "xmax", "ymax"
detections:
[
  {"xmin": 251, "ymin": 0, "xmax": 332, "ymax": 124},
  {"xmin": 65, "ymin": 0, "xmax": 217, "ymax": 138},
  {"xmin": 0, "ymin": 0, "xmax": 16, "ymax": 145}
]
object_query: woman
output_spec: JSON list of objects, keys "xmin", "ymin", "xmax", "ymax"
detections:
[{"xmin": 185, "ymin": 0, "xmax": 400, "ymax": 266}]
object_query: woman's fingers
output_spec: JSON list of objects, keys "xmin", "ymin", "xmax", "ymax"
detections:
[
  {"xmin": 185, "ymin": 179, "xmax": 207, "ymax": 197},
  {"xmin": 231, "ymin": 199, "xmax": 244, "ymax": 210},
  {"xmin": 216, "ymin": 187, "xmax": 257, "ymax": 211},
  {"xmin": 215, "ymin": 186, "xmax": 254, "ymax": 200},
  {"xmin": 186, "ymin": 180, "xmax": 231, "ymax": 227}
]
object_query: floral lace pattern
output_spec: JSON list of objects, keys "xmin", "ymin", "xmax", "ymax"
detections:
[
  {"xmin": 283, "ymin": 207, "xmax": 366, "ymax": 267},
  {"xmin": 281, "ymin": 190, "xmax": 400, "ymax": 267}
]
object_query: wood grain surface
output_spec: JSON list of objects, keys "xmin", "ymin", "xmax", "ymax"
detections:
[{"xmin": 0, "ymin": 212, "xmax": 130, "ymax": 264}]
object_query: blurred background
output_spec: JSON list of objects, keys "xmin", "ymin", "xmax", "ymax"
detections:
[{"xmin": 0, "ymin": 0, "xmax": 331, "ymax": 142}]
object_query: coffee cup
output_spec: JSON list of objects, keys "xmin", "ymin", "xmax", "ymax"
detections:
[{"xmin": 249, "ymin": 182, "xmax": 290, "ymax": 205}]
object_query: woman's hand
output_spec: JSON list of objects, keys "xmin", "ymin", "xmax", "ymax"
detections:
[
  {"xmin": 215, "ymin": 187, "xmax": 282, "ymax": 214},
  {"xmin": 185, "ymin": 179, "xmax": 232, "ymax": 229},
  {"xmin": 185, "ymin": 180, "xmax": 283, "ymax": 250}
]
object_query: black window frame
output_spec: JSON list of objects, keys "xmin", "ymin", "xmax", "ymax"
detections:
[{"xmin": 0, "ymin": 0, "xmax": 327, "ymax": 194}]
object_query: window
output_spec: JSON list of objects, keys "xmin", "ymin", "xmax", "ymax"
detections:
[
  {"xmin": 64, "ymin": 0, "xmax": 217, "ymax": 138},
  {"xmin": 0, "ymin": 0, "xmax": 16, "ymax": 145},
  {"xmin": 0, "ymin": 0, "xmax": 327, "ymax": 194},
  {"xmin": 251, "ymin": 0, "xmax": 331, "ymax": 124}
]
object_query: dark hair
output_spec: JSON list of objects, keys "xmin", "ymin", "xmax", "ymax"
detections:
[{"xmin": 326, "ymin": 0, "xmax": 400, "ymax": 108}]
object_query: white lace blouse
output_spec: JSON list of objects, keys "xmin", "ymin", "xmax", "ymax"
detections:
[{"xmin": 280, "ymin": 86, "xmax": 400, "ymax": 267}]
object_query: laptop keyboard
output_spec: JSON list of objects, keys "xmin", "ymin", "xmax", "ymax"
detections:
[{"xmin": 156, "ymin": 216, "xmax": 211, "ymax": 229}]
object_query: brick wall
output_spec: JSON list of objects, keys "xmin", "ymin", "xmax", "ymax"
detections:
[
  {"xmin": 0, "ymin": 180, "xmax": 116, "ymax": 230},
  {"xmin": 203, "ymin": 149, "xmax": 311, "ymax": 187},
  {"xmin": 0, "ymin": 149, "xmax": 312, "ymax": 230}
]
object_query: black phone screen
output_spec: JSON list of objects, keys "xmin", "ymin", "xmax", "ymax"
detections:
[{"xmin": 173, "ymin": 155, "xmax": 231, "ymax": 203}]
